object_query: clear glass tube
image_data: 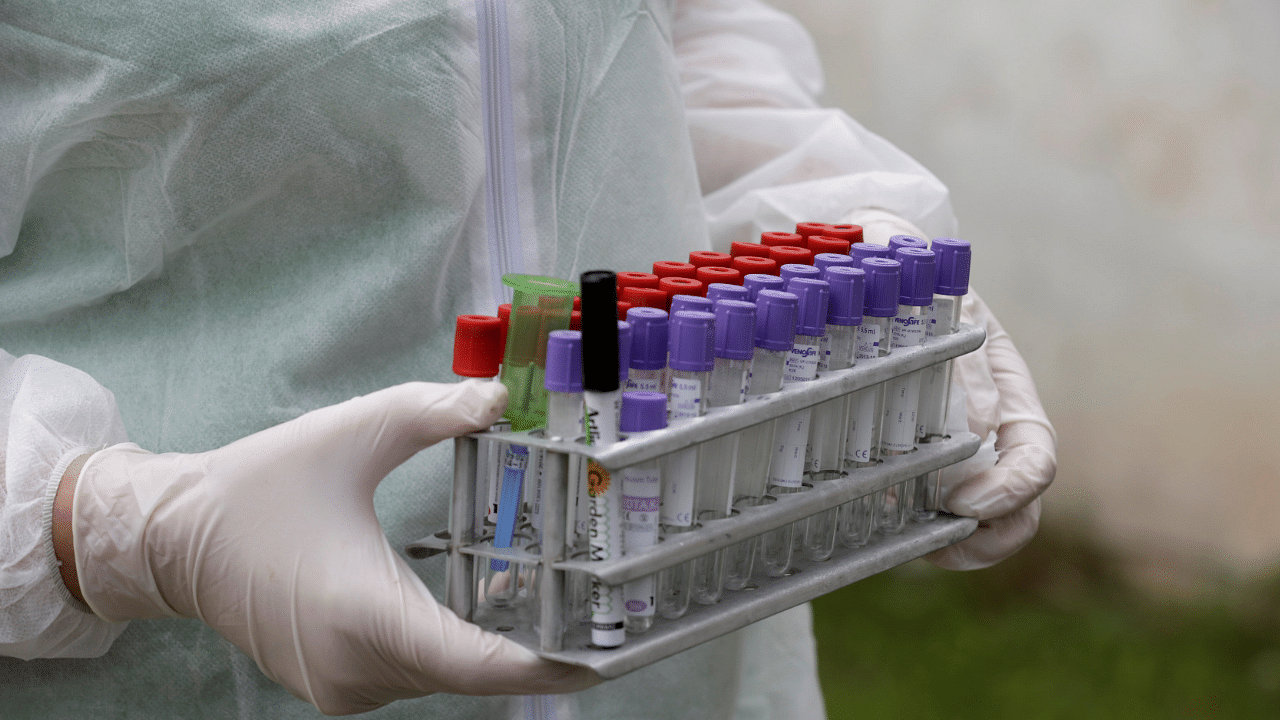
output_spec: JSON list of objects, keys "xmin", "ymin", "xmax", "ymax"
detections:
[
  {"xmin": 761, "ymin": 333, "xmax": 822, "ymax": 577},
  {"xmin": 691, "ymin": 356, "xmax": 749, "ymax": 605},
  {"xmin": 802, "ymin": 323, "xmax": 855, "ymax": 562},
  {"xmin": 835, "ymin": 315, "xmax": 892, "ymax": 546},
  {"xmin": 913, "ymin": 294, "xmax": 964, "ymax": 518},
  {"xmin": 878, "ymin": 304, "xmax": 929, "ymax": 533},
  {"xmin": 622, "ymin": 456, "xmax": 660, "ymax": 635},
  {"xmin": 656, "ymin": 368, "xmax": 709, "ymax": 619},
  {"xmin": 724, "ymin": 349, "xmax": 786, "ymax": 590}
]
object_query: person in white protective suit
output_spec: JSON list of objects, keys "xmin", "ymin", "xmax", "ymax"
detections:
[{"xmin": 0, "ymin": 0, "xmax": 1055, "ymax": 717}]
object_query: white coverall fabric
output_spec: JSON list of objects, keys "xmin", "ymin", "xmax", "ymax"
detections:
[{"xmin": 2, "ymin": 0, "xmax": 954, "ymax": 717}]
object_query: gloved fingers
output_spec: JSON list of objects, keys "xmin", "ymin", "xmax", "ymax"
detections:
[
  {"xmin": 925, "ymin": 497, "xmax": 1041, "ymax": 571},
  {"xmin": 961, "ymin": 291, "xmax": 1057, "ymax": 445},
  {"xmin": 248, "ymin": 380, "xmax": 507, "ymax": 489},
  {"xmin": 370, "ymin": 557, "xmax": 599, "ymax": 704},
  {"xmin": 944, "ymin": 421, "xmax": 1056, "ymax": 520}
]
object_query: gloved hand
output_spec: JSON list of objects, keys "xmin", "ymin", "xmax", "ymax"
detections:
[
  {"xmin": 849, "ymin": 210, "xmax": 1058, "ymax": 571},
  {"xmin": 65, "ymin": 380, "xmax": 598, "ymax": 715}
]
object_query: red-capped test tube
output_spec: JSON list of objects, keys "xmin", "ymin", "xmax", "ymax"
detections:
[
  {"xmin": 733, "ymin": 255, "xmax": 779, "ymax": 276},
  {"xmin": 688, "ymin": 251, "xmax": 733, "ymax": 269}
]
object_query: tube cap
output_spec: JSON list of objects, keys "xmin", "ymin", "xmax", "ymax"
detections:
[
  {"xmin": 706, "ymin": 283, "xmax": 749, "ymax": 304},
  {"xmin": 823, "ymin": 266, "xmax": 865, "ymax": 326},
  {"xmin": 787, "ymin": 277, "xmax": 830, "ymax": 337},
  {"xmin": 822, "ymin": 224, "xmax": 863, "ymax": 244},
  {"xmin": 696, "ymin": 265, "xmax": 742, "ymax": 287},
  {"xmin": 754, "ymin": 289, "xmax": 799, "ymax": 351},
  {"xmin": 861, "ymin": 258, "xmax": 901, "ymax": 318},
  {"xmin": 895, "ymin": 247, "xmax": 937, "ymax": 306},
  {"xmin": 733, "ymin": 256, "xmax": 779, "ymax": 277},
  {"xmin": 793, "ymin": 222, "xmax": 831, "ymax": 245},
  {"xmin": 730, "ymin": 241, "xmax": 772, "ymax": 258},
  {"xmin": 653, "ymin": 261, "xmax": 697, "ymax": 280},
  {"xmin": 760, "ymin": 231, "xmax": 803, "ymax": 248},
  {"xmin": 453, "ymin": 315, "xmax": 504, "ymax": 378},
  {"xmin": 625, "ymin": 307, "xmax": 669, "ymax": 371},
  {"xmin": 931, "ymin": 237, "xmax": 971, "ymax": 296},
  {"xmin": 617, "ymin": 301, "xmax": 633, "ymax": 320},
  {"xmin": 888, "ymin": 234, "xmax": 929, "ymax": 255},
  {"xmin": 544, "ymin": 329, "xmax": 584, "ymax": 392},
  {"xmin": 669, "ymin": 310, "xmax": 716, "ymax": 372},
  {"xmin": 573, "ymin": 296, "xmax": 582, "ymax": 311},
  {"xmin": 569, "ymin": 310, "xmax": 581, "ymax": 331},
  {"xmin": 620, "ymin": 391, "xmax": 668, "ymax": 433},
  {"xmin": 808, "ymin": 236, "xmax": 851, "ymax": 256},
  {"xmin": 813, "ymin": 252, "xmax": 855, "ymax": 276},
  {"xmin": 617, "ymin": 320, "xmax": 632, "ymax": 383},
  {"xmin": 850, "ymin": 243, "xmax": 892, "ymax": 266},
  {"xmin": 769, "ymin": 245, "xmax": 813, "ymax": 266},
  {"xmin": 743, "ymin": 273, "xmax": 784, "ymax": 303},
  {"xmin": 659, "ymin": 276, "xmax": 704, "ymax": 303},
  {"xmin": 714, "ymin": 300, "xmax": 757, "ymax": 360},
  {"xmin": 689, "ymin": 251, "xmax": 732, "ymax": 268},
  {"xmin": 617, "ymin": 271, "xmax": 660, "ymax": 290},
  {"xmin": 670, "ymin": 294, "xmax": 714, "ymax": 316},
  {"xmin": 780, "ymin": 263, "xmax": 821, "ymax": 285},
  {"xmin": 620, "ymin": 286, "xmax": 667, "ymax": 309},
  {"xmin": 580, "ymin": 270, "xmax": 620, "ymax": 392}
]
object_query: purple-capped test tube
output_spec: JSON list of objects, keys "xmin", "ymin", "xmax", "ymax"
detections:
[
  {"xmin": 625, "ymin": 307, "xmax": 669, "ymax": 394},
  {"xmin": 706, "ymin": 282, "xmax": 750, "ymax": 304},
  {"xmin": 743, "ymin": 273, "xmax": 784, "ymax": 303},
  {"xmin": 913, "ymin": 238, "xmax": 972, "ymax": 519},
  {"xmin": 761, "ymin": 277, "xmax": 830, "ymax": 578},
  {"xmin": 691, "ymin": 298, "xmax": 757, "ymax": 606},
  {"xmin": 619, "ymin": 391, "xmax": 667, "ymax": 636},
  {"xmin": 724, "ymin": 289, "xmax": 797, "ymax": 591},
  {"xmin": 657, "ymin": 310, "xmax": 716, "ymax": 621}
]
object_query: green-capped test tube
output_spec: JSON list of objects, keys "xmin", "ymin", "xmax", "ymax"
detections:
[{"xmin": 500, "ymin": 274, "xmax": 577, "ymax": 431}]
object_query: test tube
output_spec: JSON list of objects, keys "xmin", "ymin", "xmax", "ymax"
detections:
[
  {"xmin": 730, "ymin": 241, "xmax": 772, "ymax": 258},
  {"xmin": 769, "ymin": 245, "xmax": 814, "ymax": 267},
  {"xmin": 620, "ymin": 391, "xmax": 667, "ymax": 635},
  {"xmin": 807, "ymin": 236, "xmax": 852, "ymax": 256},
  {"xmin": 813, "ymin": 252, "xmax": 855, "ymax": 276},
  {"xmin": 621, "ymin": 286, "xmax": 668, "ymax": 310},
  {"xmin": 742, "ymin": 273, "xmax": 784, "ymax": 302},
  {"xmin": 877, "ymin": 248, "xmax": 936, "ymax": 533},
  {"xmin": 706, "ymin": 283, "xmax": 750, "ymax": 304},
  {"xmin": 779, "ymin": 263, "xmax": 821, "ymax": 285},
  {"xmin": 624, "ymin": 307, "xmax": 669, "ymax": 394},
  {"xmin": 723, "ymin": 289, "xmax": 797, "ymax": 590},
  {"xmin": 691, "ymin": 299, "xmax": 756, "ymax": 605},
  {"xmin": 760, "ymin": 278, "xmax": 829, "ymax": 577},
  {"xmin": 452, "ymin": 314, "xmax": 504, "ymax": 530},
  {"xmin": 760, "ymin": 231, "xmax": 803, "ymax": 248},
  {"xmin": 670, "ymin": 294, "xmax": 714, "ymax": 316},
  {"xmin": 793, "ymin": 222, "xmax": 831, "ymax": 247},
  {"xmin": 696, "ymin": 265, "xmax": 743, "ymax": 287},
  {"xmin": 837, "ymin": 258, "xmax": 900, "ymax": 546},
  {"xmin": 656, "ymin": 310, "xmax": 716, "ymax": 620},
  {"xmin": 689, "ymin": 250, "xmax": 733, "ymax": 268},
  {"xmin": 541, "ymin": 330, "xmax": 585, "ymax": 628},
  {"xmin": 821, "ymin": 224, "xmax": 864, "ymax": 245},
  {"xmin": 801, "ymin": 267, "xmax": 864, "ymax": 562},
  {"xmin": 888, "ymin": 234, "xmax": 929, "ymax": 255},
  {"xmin": 733, "ymin": 256, "xmax": 779, "ymax": 277},
  {"xmin": 653, "ymin": 260, "xmax": 697, "ymax": 280},
  {"xmin": 658, "ymin": 276, "xmax": 705, "ymax": 305},
  {"xmin": 913, "ymin": 238, "xmax": 971, "ymax": 519}
]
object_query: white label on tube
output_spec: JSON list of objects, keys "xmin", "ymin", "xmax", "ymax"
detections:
[
  {"xmin": 855, "ymin": 323, "xmax": 882, "ymax": 360},
  {"xmin": 818, "ymin": 332, "xmax": 832, "ymax": 372},
  {"xmin": 769, "ymin": 408, "xmax": 812, "ymax": 488},
  {"xmin": 783, "ymin": 342, "xmax": 820, "ymax": 385},
  {"xmin": 530, "ymin": 449, "xmax": 545, "ymax": 532},
  {"xmin": 892, "ymin": 306, "xmax": 927, "ymax": 350},
  {"xmin": 622, "ymin": 464, "xmax": 660, "ymax": 617},
  {"xmin": 668, "ymin": 377, "xmax": 703, "ymax": 421},
  {"xmin": 625, "ymin": 376, "xmax": 661, "ymax": 393},
  {"xmin": 928, "ymin": 297, "xmax": 956, "ymax": 338},
  {"xmin": 845, "ymin": 388, "xmax": 878, "ymax": 463},
  {"xmin": 584, "ymin": 389, "xmax": 623, "ymax": 647},
  {"xmin": 881, "ymin": 372, "xmax": 922, "ymax": 453}
]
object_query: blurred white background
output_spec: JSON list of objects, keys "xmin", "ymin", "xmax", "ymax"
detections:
[{"xmin": 769, "ymin": 0, "xmax": 1280, "ymax": 589}]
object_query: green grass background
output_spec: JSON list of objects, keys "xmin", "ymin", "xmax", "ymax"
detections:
[{"xmin": 812, "ymin": 527, "xmax": 1280, "ymax": 719}]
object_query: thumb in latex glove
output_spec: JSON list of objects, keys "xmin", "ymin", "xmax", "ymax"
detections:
[
  {"xmin": 69, "ymin": 380, "xmax": 598, "ymax": 714},
  {"xmin": 925, "ymin": 289, "xmax": 1058, "ymax": 570}
]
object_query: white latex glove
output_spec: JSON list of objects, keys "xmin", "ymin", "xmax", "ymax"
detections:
[
  {"xmin": 848, "ymin": 210, "xmax": 1058, "ymax": 571},
  {"xmin": 67, "ymin": 380, "xmax": 598, "ymax": 715}
]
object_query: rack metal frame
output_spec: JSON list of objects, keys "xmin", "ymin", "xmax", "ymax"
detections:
[{"xmin": 408, "ymin": 323, "xmax": 986, "ymax": 677}]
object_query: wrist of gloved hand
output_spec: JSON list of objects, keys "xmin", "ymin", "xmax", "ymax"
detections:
[{"xmin": 69, "ymin": 381, "xmax": 598, "ymax": 714}]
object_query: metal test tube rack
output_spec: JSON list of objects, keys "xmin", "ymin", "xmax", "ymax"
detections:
[{"xmin": 408, "ymin": 323, "xmax": 986, "ymax": 678}]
